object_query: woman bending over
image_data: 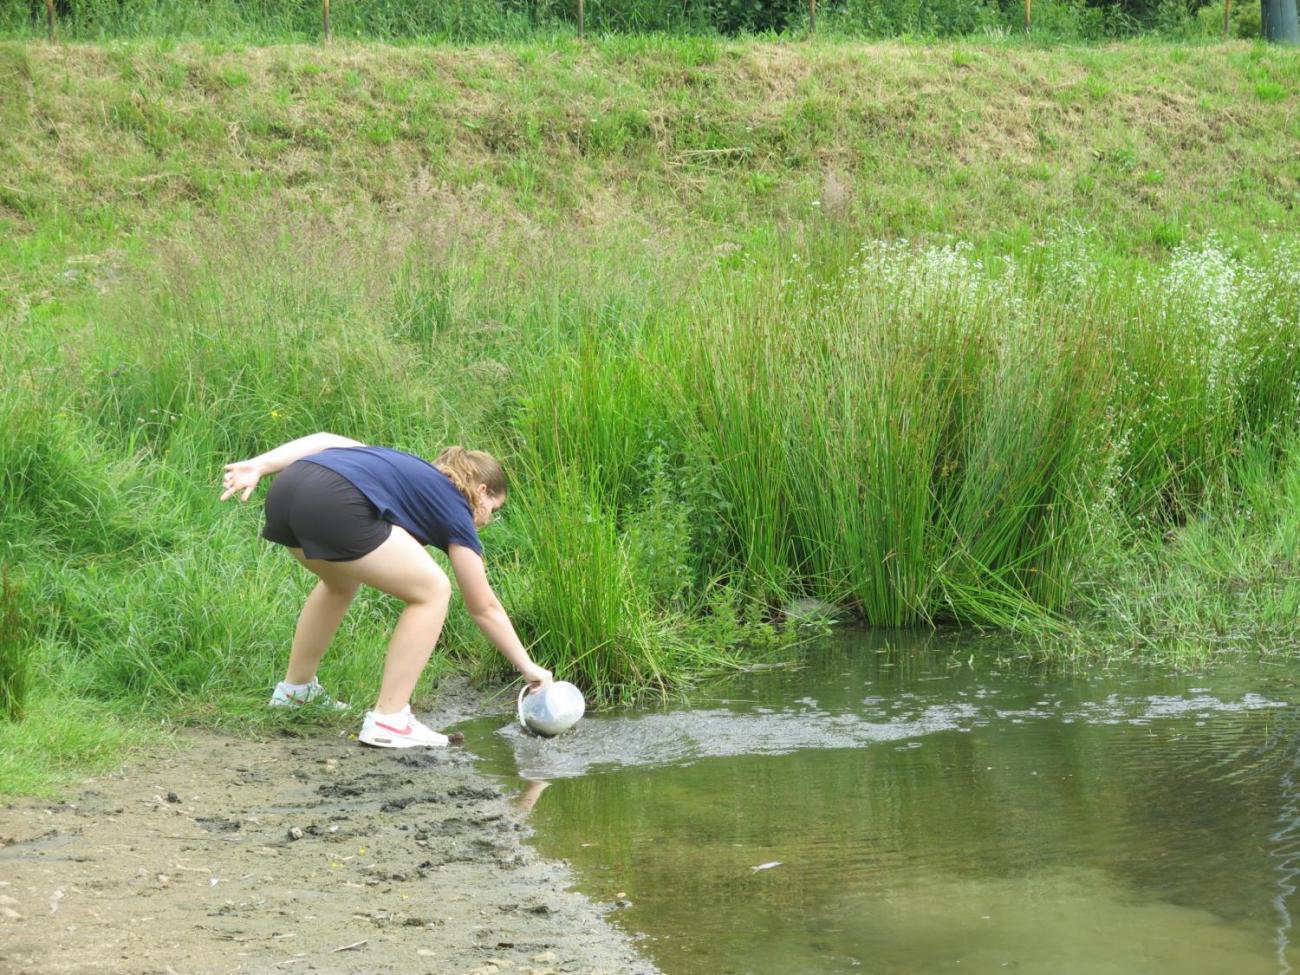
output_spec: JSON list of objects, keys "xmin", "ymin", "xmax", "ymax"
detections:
[{"xmin": 220, "ymin": 433, "xmax": 552, "ymax": 748}]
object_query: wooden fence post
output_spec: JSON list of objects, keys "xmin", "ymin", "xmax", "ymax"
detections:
[
  {"xmin": 578, "ymin": 0, "xmax": 585, "ymax": 37},
  {"xmin": 1025, "ymin": 0, "xmax": 1032, "ymax": 30},
  {"xmin": 323, "ymin": 0, "xmax": 332, "ymax": 40},
  {"xmin": 44, "ymin": 0, "xmax": 57, "ymax": 40},
  {"xmin": 810, "ymin": 0, "xmax": 817, "ymax": 33}
]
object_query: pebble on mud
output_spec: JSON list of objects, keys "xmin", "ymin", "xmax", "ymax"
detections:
[{"xmin": 287, "ymin": 827, "xmax": 304, "ymax": 841}]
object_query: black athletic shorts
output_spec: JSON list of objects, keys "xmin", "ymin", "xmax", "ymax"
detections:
[{"xmin": 261, "ymin": 460, "xmax": 393, "ymax": 562}]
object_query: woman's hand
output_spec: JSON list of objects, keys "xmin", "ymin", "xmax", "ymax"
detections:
[
  {"xmin": 219, "ymin": 433, "xmax": 363, "ymax": 503},
  {"xmin": 520, "ymin": 662, "xmax": 553, "ymax": 695},
  {"xmin": 220, "ymin": 460, "xmax": 266, "ymax": 502}
]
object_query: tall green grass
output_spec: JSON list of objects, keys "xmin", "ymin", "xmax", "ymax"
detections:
[
  {"xmin": 5, "ymin": 40, "xmax": 1300, "ymax": 794},
  {"xmin": 6, "ymin": 213, "xmax": 1300, "ymax": 796},
  {"xmin": 1055, "ymin": 434, "xmax": 1300, "ymax": 662},
  {"xmin": 0, "ymin": 0, "xmax": 537, "ymax": 43},
  {"xmin": 0, "ymin": 0, "xmax": 1219, "ymax": 42},
  {"xmin": 0, "ymin": 566, "xmax": 30, "ymax": 721},
  {"xmin": 8, "ymin": 213, "xmax": 1300, "ymax": 726},
  {"xmin": 503, "ymin": 235, "xmax": 1300, "ymax": 634}
]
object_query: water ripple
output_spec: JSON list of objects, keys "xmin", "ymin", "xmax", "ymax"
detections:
[{"xmin": 502, "ymin": 689, "xmax": 1289, "ymax": 780}]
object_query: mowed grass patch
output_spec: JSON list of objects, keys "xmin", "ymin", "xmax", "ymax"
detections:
[{"xmin": 1, "ymin": 39, "xmax": 1298, "ymax": 275}]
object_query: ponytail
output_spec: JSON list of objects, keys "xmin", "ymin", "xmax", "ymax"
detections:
[{"xmin": 434, "ymin": 446, "xmax": 507, "ymax": 507}]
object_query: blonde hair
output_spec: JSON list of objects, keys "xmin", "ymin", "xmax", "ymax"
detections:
[{"xmin": 434, "ymin": 446, "xmax": 507, "ymax": 507}]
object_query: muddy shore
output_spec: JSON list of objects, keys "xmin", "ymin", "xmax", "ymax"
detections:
[{"xmin": 0, "ymin": 681, "xmax": 658, "ymax": 975}]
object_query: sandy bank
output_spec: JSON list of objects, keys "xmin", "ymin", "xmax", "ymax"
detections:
[{"xmin": 0, "ymin": 683, "xmax": 656, "ymax": 975}]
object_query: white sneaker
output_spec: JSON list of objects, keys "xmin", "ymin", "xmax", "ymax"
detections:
[
  {"xmin": 358, "ymin": 706, "xmax": 449, "ymax": 749},
  {"xmin": 269, "ymin": 679, "xmax": 348, "ymax": 710}
]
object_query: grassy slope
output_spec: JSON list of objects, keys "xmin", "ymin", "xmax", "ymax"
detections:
[
  {"xmin": 2, "ymin": 38, "xmax": 1298, "ymax": 272},
  {"xmin": 2, "ymin": 37, "xmax": 1299, "ymax": 794}
]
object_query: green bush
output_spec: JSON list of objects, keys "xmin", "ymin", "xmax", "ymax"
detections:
[
  {"xmin": 0, "ymin": 0, "xmax": 1237, "ymax": 39},
  {"xmin": 1194, "ymin": 0, "xmax": 1262, "ymax": 37},
  {"xmin": 826, "ymin": 0, "xmax": 1003, "ymax": 37}
]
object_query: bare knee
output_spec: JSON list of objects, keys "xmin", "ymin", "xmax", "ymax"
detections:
[
  {"xmin": 302, "ymin": 561, "xmax": 362, "ymax": 600},
  {"xmin": 406, "ymin": 566, "xmax": 451, "ymax": 608},
  {"xmin": 291, "ymin": 550, "xmax": 356, "ymax": 594},
  {"xmin": 318, "ymin": 576, "xmax": 361, "ymax": 600}
]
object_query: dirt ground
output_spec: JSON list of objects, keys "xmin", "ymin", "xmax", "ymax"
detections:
[{"xmin": 0, "ymin": 681, "xmax": 659, "ymax": 975}]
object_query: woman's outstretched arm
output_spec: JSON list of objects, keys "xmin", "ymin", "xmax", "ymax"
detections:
[
  {"xmin": 220, "ymin": 432, "xmax": 364, "ymax": 502},
  {"xmin": 448, "ymin": 544, "xmax": 553, "ymax": 692}
]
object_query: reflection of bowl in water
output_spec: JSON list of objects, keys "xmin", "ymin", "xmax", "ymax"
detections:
[{"xmin": 518, "ymin": 681, "xmax": 586, "ymax": 737}]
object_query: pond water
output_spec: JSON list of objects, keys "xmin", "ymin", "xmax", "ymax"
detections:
[{"xmin": 455, "ymin": 631, "xmax": 1300, "ymax": 975}]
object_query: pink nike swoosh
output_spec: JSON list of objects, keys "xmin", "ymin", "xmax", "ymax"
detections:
[{"xmin": 375, "ymin": 721, "xmax": 413, "ymax": 735}]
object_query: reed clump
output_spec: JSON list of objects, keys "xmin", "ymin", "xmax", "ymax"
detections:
[{"xmin": 516, "ymin": 236, "xmax": 1300, "ymax": 634}]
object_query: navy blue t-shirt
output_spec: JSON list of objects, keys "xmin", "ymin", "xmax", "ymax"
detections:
[{"xmin": 302, "ymin": 446, "xmax": 483, "ymax": 556}]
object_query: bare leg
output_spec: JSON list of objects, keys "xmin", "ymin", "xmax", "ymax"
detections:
[
  {"xmin": 374, "ymin": 598, "xmax": 450, "ymax": 714},
  {"xmin": 284, "ymin": 552, "xmax": 361, "ymax": 685},
  {"xmin": 294, "ymin": 527, "xmax": 451, "ymax": 715}
]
